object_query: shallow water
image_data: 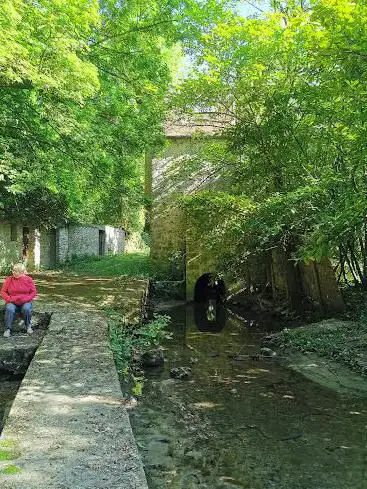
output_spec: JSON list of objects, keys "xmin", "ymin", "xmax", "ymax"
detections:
[{"xmin": 130, "ymin": 303, "xmax": 367, "ymax": 489}]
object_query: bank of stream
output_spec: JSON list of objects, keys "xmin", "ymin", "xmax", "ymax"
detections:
[
  {"xmin": 0, "ymin": 373, "xmax": 22, "ymax": 433},
  {"xmin": 130, "ymin": 302, "xmax": 367, "ymax": 489}
]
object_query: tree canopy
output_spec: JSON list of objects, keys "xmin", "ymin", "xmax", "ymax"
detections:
[
  {"xmin": 0, "ymin": 0, "xmax": 232, "ymax": 229},
  {"xmin": 173, "ymin": 0, "xmax": 367, "ymax": 286}
]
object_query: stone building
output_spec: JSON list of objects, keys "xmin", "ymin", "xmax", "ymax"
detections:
[
  {"xmin": 149, "ymin": 117, "xmax": 345, "ymax": 313},
  {"xmin": 0, "ymin": 222, "xmax": 125, "ymax": 270},
  {"xmin": 149, "ymin": 118, "xmax": 219, "ymax": 285}
]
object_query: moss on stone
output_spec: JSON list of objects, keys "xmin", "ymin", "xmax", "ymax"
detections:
[
  {"xmin": 0, "ymin": 439, "xmax": 17, "ymax": 448},
  {"xmin": 0, "ymin": 449, "xmax": 18, "ymax": 461},
  {"xmin": 0, "ymin": 464, "xmax": 22, "ymax": 474}
]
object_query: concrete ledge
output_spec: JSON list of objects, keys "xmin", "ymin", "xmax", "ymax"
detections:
[
  {"xmin": 0, "ymin": 311, "xmax": 148, "ymax": 488},
  {"xmin": 0, "ymin": 313, "xmax": 51, "ymax": 374}
]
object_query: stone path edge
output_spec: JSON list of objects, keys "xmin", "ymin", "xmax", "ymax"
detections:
[{"xmin": 0, "ymin": 278, "xmax": 150, "ymax": 489}]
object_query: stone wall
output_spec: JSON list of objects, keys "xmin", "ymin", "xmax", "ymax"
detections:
[
  {"xmin": 56, "ymin": 224, "xmax": 125, "ymax": 263},
  {"xmin": 240, "ymin": 249, "xmax": 345, "ymax": 313},
  {"xmin": 57, "ymin": 227, "xmax": 69, "ymax": 264},
  {"xmin": 0, "ymin": 223, "xmax": 125, "ymax": 270},
  {"xmin": 0, "ymin": 223, "xmax": 23, "ymax": 270},
  {"xmin": 151, "ymin": 203, "xmax": 186, "ymax": 279},
  {"xmin": 185, "ymin": 223, "xmax": 217, "ymax": 300},
  {"xmin": 181, "ymin": 218, "xmax": 344, "ymax": 313},
  {"xmin": 151, "ymin": 137, "xmax": 215, "ymax": 279},
  {"xmin": 68, "ymin": 225, "xmax": 100, "ymax": 257},
  {"xmin": 150, "ymin": 135, "xmax": 344, "ymax": 314},
  {"xmin": 299, "ymin": 258, "xmax": 345, "ymax": 313},
  {"xmin": 0, "ymin": 225, "xmax": 44, "ymax": 271}
]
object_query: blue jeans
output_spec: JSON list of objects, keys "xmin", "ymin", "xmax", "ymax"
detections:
[{"xmin": 4, "ymin": 303, "xmax": 32, "ymax": 331}]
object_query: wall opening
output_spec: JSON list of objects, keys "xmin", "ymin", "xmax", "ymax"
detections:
[
  {"xmin": 22, "ymin": 226, "xmax": 30, "ymax": 258},
  {"xmin": 194, "ymin": 273, "xmax": 226, "ymax": 303},
  {"xmin": 98, "ymin": 230, "xmax": 106, "ymax": 256},
  {"xmin": 10, "ymin": 223, "xmax": 17, "ymax": 242}
]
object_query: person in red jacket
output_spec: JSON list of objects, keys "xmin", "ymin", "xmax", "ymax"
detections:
[{"xmin": 1, "ymin": 263, "xmax": 37, "ymax": 338}]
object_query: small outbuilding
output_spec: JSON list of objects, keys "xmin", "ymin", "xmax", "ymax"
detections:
[{"xmin": 0, "ymin": 222, "xmax": 125, "ymax": 270}]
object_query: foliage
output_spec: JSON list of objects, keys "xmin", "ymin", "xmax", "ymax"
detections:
[
  {"xmin": 0, "ymin": 0, "xmax": 234, "ymax": 230},
  {"xmin": 0, "ymin": 465, "xmax": 22, "ymax": 475},
  {"xmin": 59, "ymin": 252, "xmax": 152, "ymax": 277},
  {"xmin": 107, "ymin": 311, "xmax": 171, "ymax": 392},
  {"xmin": 173, "ymin": 0, "xmax": 367, "ymax": 286},
  {"xmin": 276, "ymin": 293, "xmax": 367, "ymax": 375}
]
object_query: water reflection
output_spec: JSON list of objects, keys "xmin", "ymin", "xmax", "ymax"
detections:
[
  {"xmin": 131, "ymin": 303, "xmax": 367, "ymax": 489},
  {"xmin": 193, "ymin": 301, "xmax": 227, "ymax": 333}
]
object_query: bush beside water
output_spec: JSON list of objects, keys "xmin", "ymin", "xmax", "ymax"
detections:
[{"xmin": 107, "ymin": 311, "xmax": 171, "ymax": 396}]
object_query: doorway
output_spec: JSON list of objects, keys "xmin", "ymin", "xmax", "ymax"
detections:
[
  {"xmin": 98, "ymin": 230, "xmax": 106, "ymax": 256},
  {"xmin": 22, "ymin": 227, "xmax": 30, "ymax": 258}
]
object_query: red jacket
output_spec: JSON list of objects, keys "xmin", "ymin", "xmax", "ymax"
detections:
[{"xmin": 1, "ymin": 275, "xmax": 37, "ymax": 305}]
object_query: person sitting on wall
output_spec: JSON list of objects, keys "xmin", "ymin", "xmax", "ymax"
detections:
[{"xmin": 1, "ymin": 263, "xmax": 37, "ymax": 338}]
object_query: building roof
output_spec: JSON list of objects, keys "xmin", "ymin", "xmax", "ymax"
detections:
[{"xmin": 164, "ymin": 113, "xmax": 231, "ymax": 138}]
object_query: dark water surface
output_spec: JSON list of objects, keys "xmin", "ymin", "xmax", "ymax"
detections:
[
  {"xmin": 0, "ymin": 373, "xmax": 22, "ymax": 433},
  {"xmin": 130, "ymin": 303, "xmax": 367, "ymax": 489}
]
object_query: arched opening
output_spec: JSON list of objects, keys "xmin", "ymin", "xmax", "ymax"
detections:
[
  {"xmin": 193, "ymin": 302, "xmax": 227, "ymax": 333},
  {"xmin": 193, "ymin": 273, "xmax": 227, "ymax": 333},
  {"xmin": 194, "ymin": 273, "xmax": 226, "ymax": 303}
]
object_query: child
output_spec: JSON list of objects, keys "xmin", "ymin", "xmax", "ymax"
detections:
[{"xmin": 1, "ymin": 263, "xmax": 37, "ymax": 338}]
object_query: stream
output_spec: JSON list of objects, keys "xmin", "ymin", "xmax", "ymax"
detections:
[
  {"xmin": 0, "ymin": 373, "xmax": 22, "ymax": 433},
  {"xmin": 130, "ymin": 302, "xmax": 367, "ymax": 489}
]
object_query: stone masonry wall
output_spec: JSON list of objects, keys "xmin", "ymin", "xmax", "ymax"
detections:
[
  {"xmin": 56, "ymin": 225, "xmax": 125, "ymax": 263},
  {"xmin": 299, "ymin": 258, "xmax": 345, "ymax": 313},
  {"xmin": 57, "ymin": 227, "xmax": 69, "ymax": 264},
  {"xmin": 151, "ymin": 203, "xmax": 186, "ymax": 279},
  {"xmin": 151, "ymin": 137, "xmax": 215, "ymax": 279},
  {"xmin": 68, "ymin": 225, "xmax": 100, "ymax": 257},
  {"xmin": 151, "ymin": 136, "xmax": 344, "ymax": 313},
  {"xmin": 186, "ymin": 225, "xmax": 217, "ymax": 300},
  {"xmin": 244, "ymin": 249, "xmax": 345, "ymax": 313},
  {"xmin": 105, "ymin": 225, "xmax": 125, "ymax": 254},
  {"xmin": 0, "ymin": 223, "xmax": 23, "ymax": 270}
]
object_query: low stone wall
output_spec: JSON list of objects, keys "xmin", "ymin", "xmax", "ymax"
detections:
[
  {"xmin": 151, "ymin": 202, "xmax": 186, "ymax": 279},
  {"xmin": 0, "ymin": 278, "xmax": 150, "ymax": 488},
  {"xmin": 0, "ymin": 313, "xmax": 51, "ymax": 374}
]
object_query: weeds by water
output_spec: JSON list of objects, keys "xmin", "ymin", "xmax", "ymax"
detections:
[
  {"xmin": 275, "ymin": 287, "xmax": 367, "ymax": 375},
  {"xmin": 106, "ymin": 310, "xmax": 171, "ymax": 395}
]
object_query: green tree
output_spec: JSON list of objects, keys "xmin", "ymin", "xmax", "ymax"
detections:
[
  {"xmin": 175, "ymin": 0, "xmax": 367, "ymax": 286},
  {"xmin": 0, "ymin": 0, "xmax": 234, "ymax": 230}
]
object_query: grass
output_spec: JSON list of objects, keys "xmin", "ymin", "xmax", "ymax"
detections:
[
  {"xmin": 0, "ymin": 449, "xmax": 18, "ymax": 461},
  {"xmin": 59, "ymin": 252, "xmax": 152, "ymax": 277},
  {"xmin": 107, "ymin": 310, "xmax": 171, "ymax": 395},
  {"xmin": 0, "ymin": 465, "xmax": 21, "ymax": 475}
]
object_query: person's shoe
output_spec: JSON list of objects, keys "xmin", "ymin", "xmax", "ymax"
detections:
[
  {"xmin": 3, "ymin": 329, "xmax": 11, "ymax": 338},
  {"xmin": 27, "ymin": 327, "xmax": 34, "ymax": 335}
]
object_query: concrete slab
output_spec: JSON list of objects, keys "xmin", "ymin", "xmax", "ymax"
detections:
[
  {"xmin": 0, "ymin": 309, "xmax": 148, "ymax": 488},
  {"xmin": 0, "ymin": 313, "xmax": 51, "ymax": 374}
]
